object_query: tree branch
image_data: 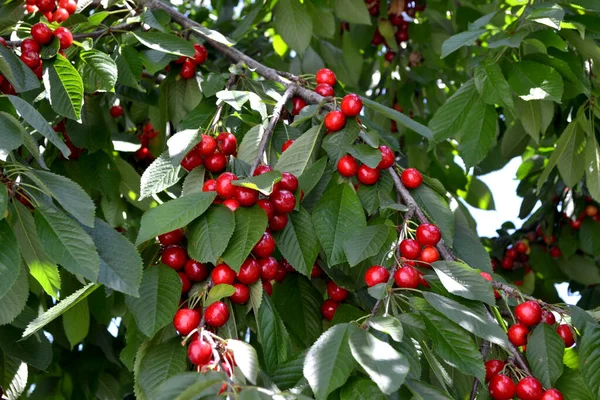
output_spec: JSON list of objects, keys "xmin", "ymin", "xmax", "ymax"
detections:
[
  {"xmin": 470, "ymin": 340, "xmax": 491, "ymax": 400},
  {"xmin": 492, "ymin": 281, "xmax": 565, "ymax": 314}
]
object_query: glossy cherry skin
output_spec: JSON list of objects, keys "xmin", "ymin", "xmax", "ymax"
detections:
[
  {"xmin": 235, "ymin": 186, "xmax": 259, "ymax": 207},
  {"xmin": 259, "ymin": 257, "xmax": 279, "ymax": 281},
  {"xmin": 253, "ymin": 232, "xmax": 276, "ymax": 258},
  {"xmin": 269, "ymin": 214, "xmax": 288, "ymax": 231},
  {"xmin": 549, "ymin": 247, "xmax": 561, "ymax": 258},
  {"xmin": 179, "ymin": 272, "xmax": 191, "ymax": 293},
  {"xmin": 324, "ymin": 110, "xmax": 346, "ymax": 132},
  {"xmin": 280, "ymin": 172, "xmax": 298, "ymax": 192},
  {"xmin": 516, "ymin": 377, "xmax": 543, "ymax": 400},
  {"xmin": 505, "ymin": 248, "xmax": 518, "ymax": 259},
  {"xmin": 337, "ymin": 155, "xmax": 358, "ymax": 177},
  {"xmin": 274, "ymin": 263, "xmax": 287, "ymax": 282},
  {"xmin": 262, "ymin": 280, "xmax": 273, "ymax": 296},
  {"xmin": 321, "ymin": 299, "xmax": 339, "ymax": 321},
  {"xmin": 394, "ymin": 267, "xmax": 419, "ymax": 288},
  {"xmin": 515, "ymin": 300, "xmax": 542, "ymax": 327},
  {"xmin": 419, "ymin": 246, "xmax": 439, "ymax": 265},
  {"xmin": 59, "ymin": 0, "xmax": 77, "ymax": 13},
  {"xmin": 327, "ymin": 281, "xmax": 349, "ymax": 301},
  {"xmin": 253, "ymin": 165, "xmax": 272, "ymax": 176},
  {"xmin": 204, "ymin": 301, "xmax": 230, "ymax": 327},
  {"xmin": 162, "ymin": 245, "xmax": 188, "ymax": 270},
  {"xmin": 357, "ymin": 165, "xmax": 380, "ymax": 185},
  {"xmin": 203, "ymin": 153, "xmax": 227, "ymax": 173},
  {"xmin": 21, "ymin": 38, "xmax": 41, "ymax": 54},
  {"xmin": 340, "ymin": 93, "xmax": 363, "ymax": 117},
  {"xmin": 36, "ymin": 0, "xmax": 55, "ymax": 12},
  {"xmin": 315, "ymin": 68, "xmax": 336, "ymax": 86},
  {"xmin": 21, "ymin": 51, "xmax": 40, "ymax": 69},
  {"xmin": 377, "ymin": 145, "xmax": 395, "ymax": 169},
  {"xmin": 181, "ymin": 151, "xmax": 204, "ymax": 171},
  {"xmin": 541, "ymin": 389, "xmax": 564, "ymax": 400},
  {"xmin": 202, "ymin": 179, "xmax": 217, "ymax": 192},
  {"xmin": 110, "ymin": 105, "xmax": 123, "ymax": 118},
  {"xmin": 311, "ymin": 264, "xmax": 324, "ymax": 278},
  {"xmin": 400, "ymin": 239, "xmax": 421, "ymax": 259},
  {"xmin": 211, "ymin": 264, "xmax": 236, "ymax": 285},
  {"xmin": 542, "ymin": 311, "xmax": 556, "ymax": 325},
  {"xmin": 291, "ymin": 97, "xmax": 306, "ymax": 115},
  {"xmin": 216, "ymin": 172, "xmax": 238, "ymax": 199},
  {"xmin": 180, "ymin": 60, "xmax": 196, "ymax": 79},
  {"xmin": 416, "ymin": 223, "xmax": 442, "ymax": 246},
  {"xmin": 195, "ymin": 134, "xmax": 217, "ymax": 156},
  {"xmin": 396, "ymin": 30, "xmax": 409, "ymax": 42},
  {"xmin": 384, "ymin": 51, "xmax": 396, "ymax": 62},
  {"xmin": 217, "ymin": 132, "xmax": 237, "ymax": 155},
  {"xmin": 230, "ymin": 283, "xmax": 250, "ymax": 304},
  {"xmin": 315, "ymin": 83, "xmax": 334, "ymax": 97},
  {"xmin": 191, "ymin": 43, "xmax": 208, "ymax": 65},
  {"xmin": 53, "ymin": 8, "xmax": 70, "ymax": 23},
  {"xmin": 173, "ymin": 308, "xmax": 201, "ymax": 335},
  {"xmin": 187, "ymin": 340, "xmax": 212, "ymax": 365},
  {"xmin": 501, "ymin": 256, "xmax": 514, "ymax": 270},
  {"xmin": 515, "ymin": 241, "xmax": 529, "ymax": 253},
  {"xmin": 54, "ymin": 27, "xmax": 73, "ymax": 49},
  {"xmin": 556, "ymin": 324, "xmax": 575, "ymax": 347},
  {"xmin": 485, "ymin": 359, "xmax": 505, "ymax": 382},
  {"xmin": 508, "ymin": 323, "xmax": 529, "ymax": 347},
  {"xmin": 281, "ymin": 139, "xmax": 295, "ymax": 152},
  {"xmin": 237, "ymin": 258, "xmax": 261, "ymax": 285},
  {"xmin": 184, "ymin": 259, "xmax": 209, "ymax": 282},
  {"xmin": 31, "ymin": 23, "xmax": 53, "ymax": 45},
  {"xmin": 401, "ymin": 168, "xmax": 423, "ymax": 189},
  {"xmin": 257, "ymin": 199, "xmax": 275, "ymax": 220},
  {"xmin": 271, "ymin": 189, "xmax": 296, "ymax": 214},
  {"xmin": 364, "ymin": 265, "xmax": 390, "ymax": 287},
  {"xmin": 489, "ymin": 374, "xmax": 516, "ymax": 400}
]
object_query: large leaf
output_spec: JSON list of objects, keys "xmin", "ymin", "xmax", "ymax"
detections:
[
  {"xmin": 221, "ymin": 206, "xmax": 268, "ymax": 272},
  {"xmin": 137, "ymin": 338, "xmax": 187, "ymax": 397},
  {"xmin": 584, "ymin": 140, "xmax": 600, "ymax": 203},
  {"xmin": 405, "ymin": 379, "xmax": 453, "ymax": 400},
  {"xmin": 0, "ymin": 265, "xmax": 28, "ymax": 325},
  {"xmin": 441, "ymin": 29, "xmax": 486, "ymax": 58},
  {"xmin": 275, "ymin": 125, "xmax": 322, "ymax": 177},
  {"xmin": 43, "ymin": 54, "xmax": 84, "ymax": 120},
  {"xmin": 0, "ymin": 45, "xmax": 40, "ymax": 93},
  {"xmin": 555, "ymin": 368, "xmax": 594, "ymax": 400},
  {"xmin": 580, "ymin": 323, "xmax": 600, "ymax": 398},
  {"xmin": 79, "ymin": 50, "xmax": 118, "ymax": 92},
  {"xmin": 0, "ymin": 112, "xmax": 23, "ymax": 159},
  {"xmin": 62, "ymin": 298, "xmax": 90, "ymax": 349},
  {"xmin": 0, "ymin": 219, "xmax": 20, "ymax": 298},
  {"xmin": 132, "ymin": 32, "xmax": 195, "ymax": 57},
  {"xmin": 0, "ymin": 325, "xmax": 52, "ymax": 371},
  {"xmin": 187, "ymin": 206, "xmax": 235, "ymax": 264},
  {"xmin": 333, "ymin": 0, "xmax": 371, "ymax": 25},
  {"xmin": 429, "ymin": 80, "xmax": 479, "ymax": 142},
  {"xmin": 226, "ymin": 339, "xmax": 259, "ymax": 384},
  {"xmin": 140, "ymin": 152, "xmax": 183, "ymax": 200},
  {"xmin": 343, "ymin": 224, "xmax": 390, "ymax": 267},
  {"xmin": 456, "ymin": 102, "xmax": 497, "ymax": 168},
  {"xmin": 474, "ymin": 58, "xmax": 514, "ymax": 109},
  {"xmin": 151, "ymin": 371, "xmax": 225, "ymax": 400},
  {"xmin": 275, "ymin": 0, "xmax": 313, "ymax": 54},
  {"xmin": 113, "ymin": 157, "xmax": 154, "ymax": 211},
  {"xmin": 273, "ymin": 207, "xmax": 319, "ymax": 277},
  {"xmin": 361, "ymin": 97, "xmax": 433, "ymax": 140},
  {"xmin": 452, "ymin": 207, "xmax": 493, "ymax": 274},
  {"xmin": 526, "ymin": 323, "xmax": 565, "ymax": 387},
  {"xmin": 556, "ymin": 120, "xmax": 586, "ymax": 188},
  {"xmin": 115, "ymin": 46, "xmax": 144, "ymax": 91},
  {"xmin": 257, "ymin": 295, "xmax": 292, "ymax": 373},
  {"xmin": 431, "ymin": 261, "xmax": 495, "ymax": 305},
  {"xmin": 125, "ymin": 265, "xmax": 181, "ymax": 337},
  {"xmin": 411, "ymin": 184, "xmax": 454, "ymax": 246},
  {"xmin": 508, "ymin": 61, "xmax": 564, "ymax": 103},
  {"xmin": 537, "ymin": 121, "xmax": 581, "ymax": 192},
  {"xmin": 237, "ymin": 123, "xmax": 266, "ymax": 165}
]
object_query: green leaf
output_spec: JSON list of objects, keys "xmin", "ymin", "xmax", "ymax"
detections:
[
  {"xmin": 181, "ymin": 166, "xmax": 206, "ymax": 196},
  {"xmin": 555, "ymin": 368, "xmax": 594, "ymax": 400},
  {"xmin": 431, "ymin": 261, "xmax": 495, "ymax": 306},
  {"xmin": 343, "ymin": 224, "xmax": 390, "ymax": 267},
  {"xmin": 423, "ymin": 292, "xmax": 509, "ymax": 349},
  {"xmin": 322, "ymin": 122, "xmax": 361, "ymax": 163},
  {"xmin": 452, "ymin": 207, "xmax": 493, "ymax": 274},
  {"xmin": 222, "ymin": 206, "xmax": 268, "ymax": 272},
  {"xmin": 333, "ymin": 0, "xmax": 371, "ymax": 25},
  {"xmin": 115, "ymin": 46, "xmax": 145, "ymax": 92},
  {"xmin": 232, "ymin": 171, "xmax": 283, "ymax": 196},
  {"xmin": 537, "ymin": 121, "xmax": 583, "ymax": 193},
  {"xmin": 113, "ymin": 157, "xmax": 154, "ymax": 211},
  {"xmin": 0, "ymin": 185, "xmax": 6, "ymax": 220},
  {"xmin": 151, "ymin": 371, "xmax": 225, "ymax": 400},
  {"xmin": 190, "ymin": 25, "xmax": 236, "ymax": 47},
  {"xmin": 312, "ymin": 183, "xmax": 366, "ymax": 265},
  {"xmin": 165, "ymin": 129, "xmax": 201, "ymax": 167},
  {"xmin": 273, "ymin": 207, "xmax": 319, "ymax": 277},
  {"xmin": 349, "ymin": 328, "xmax": 409, "ymax": 395},
  {"xmin": 441, "ymin": 29, "xmax": 486, "ymax": 58},
  {"xmin": 237, "ymin": 123, "xmax": 266, "ymax": 165},
  {"xmin": 580, "ymin": 323, "xmax": 600, "ymax": 398},
  {"xmin": 307, "ymin": 3, "xmax": 335, "ymax": 39},
  {"xmin": 140, "ymin": 151, "xmax": 183, "ymax": 200},
  {"xmin": 271, "ymin": 274, "xmax": 322, "ymax": 347},
  {"xmin": 304, "ymin": 323, "xmax": 358, "ymax": 400},
  {"xmin": 269, "ymin": 352, "xmax": 305, "ymax": 390},
  {"xmin": 412, "ymin": 184, "xmax": 454, "ymax": 246},
  {"xmin": 405, "ymin": 379, "xmax": 453, "ymax": 400},
  {"xmin": 62, "ymin": 298, "xmax": 90, "ymax": 349},
  {"xmin": 508, "ymin": 61, "xmax": 564, "ymax": 103},
  {"xmin": 205, "ymin": 284, "xmax": 236, "ymax": 306},
  {"xmin": 125, "ymin": 265, "xmax": 182, "ymax": 337},
  {"xmin": 458, "ymin": 177, "xmax": 496, "ymax": 211},
  {"xmin": 275, "ymin": 125, "xmax": 322, "ymax": 177},
  {"xmin": 585, "ymin": 139, "xmax": 600, "ymax": 203},
  {"xmin": 275, "ymin": 0, "xmax": 313, "ymax": 55},
  {"xmin": 35, "ymin": 203, "xmax": 100, "ymax": 282},
  {"xmin": 299, "ymin": 156, "xmax": 328, "ymax": 196},
  {"xmin": 0, "ymin": 45, "xmax": 40, "ymax": 93},
  {"xmin": 558, "ymin": 254, "xmax": 600, "ymax": 286},
  {"xmin": 347, "ymin": 144, "xmax": 382, "ymax": 169},
  {"xmin": 0, "ymin": 112, "xmax": 23, "ymax": 159},
  {"xmin": 137, "ymin": 338, "xmax": 188, "ymax": 397},
  {"xmin": 456, "ymin": 102, "xmax": 497, "ymax": 168},
  {"xmin": 187, "ymin": 206, "xmax": 235, "ymax": 264},
  {"xmin": 429, "ymin": 80, "xmax": 479, "ymax": 142},
  {"xmin": 132, "ymin": 32, "xmax": 195, "ymax": 57},
  {"xmin": 474, "ymin": 58, "xmax": 514, "ymax": 109},
  {"xmin": 526, "ymin": 4, "xmax": 564, "ymax": 29},
  {"xmin": 85, "ymin": 218, "xmax": 143, "ymax": 297},
  {"xmin": 368, "ymin": 316, "xmax": 403, "ymax": 342},
  {"xmin": 22, "ymin": 283, "xmax": 99, "ymax": 339},
  {"xmin": 43, "ymin": 55, "xmax": 84, "ymax": 121},
  {"xmin": 257, "ymin": 295, "xmax": 292, "ymax": 373},
  {"xmin": 136, "ymin": 192, "xmax": 216, "ymax": 245},
  {"xmin": 0, "ymin": 265, "xmax": 28, "ymax": 325},
  {"xmin": 79, "ymin": 50, "xmax": 118, "ymax": 92},
  {"xmin": 226, "ymin": 339, "xmax": 259, "ymax": 384},
  {"xmin": 0, "ymin": 325, "xmax": 52, "ymax": 371},
  {"xmin": 526, "ymin": 323, "xmax": 565, "ymax": 387},
  {"xmin": 361, "ymin": 97, "xmax": 433, "ymax": 140}
]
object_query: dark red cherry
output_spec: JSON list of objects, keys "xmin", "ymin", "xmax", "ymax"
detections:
[
  {"xmin": 211, "ymin": 264, "xmax": 236, "ymax": 285},
  {"xmin": 237, "ymin": 258, "xmax": 261, "ymax": 285},
  {"xmin": 162, "ymin": 245, "xmax": 188, "ymax": 270}
]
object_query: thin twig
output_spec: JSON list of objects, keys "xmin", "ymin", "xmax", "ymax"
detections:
[
  {"xmin": 209, "ymin": 70, "xmax": 240, "ymax": 134},
  {"xmin": 470, "ymin": 340, "xmax": 491, "ymax": 400},
  {"xmin": 492, "ymin": 281, "xmax": 565, "ymax": 314}
]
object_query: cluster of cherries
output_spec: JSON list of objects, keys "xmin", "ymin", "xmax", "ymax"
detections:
[
  {"xmin": 25, "ymin": 0, "xmax": 77, "ymax": 23},
  {"xmin": 171, "ymin": 43, "xmax": 208, "ymax": 79},
  {"xmin": 52, "ymin": 119, "xmax": 83, "ymax": 160},
  {"xmin": 485, "ymin": 359, "xmax": 564, "ymax": 400},
  {"xmin": 133, "ymin": 122, "xmax": 159, "ymax": 161},
  {"xmin": 180, "ymin": 132, "xmax": 237, "ymax": 175},
  {"xmin": 320, "ymin": 280, "xmax": 351, "ymax": 321},
  {"xmin": 337, "ymin": 145, "xmax": 394, "ymax": 185},
  {"xmin": 566, "ymin": 201, "xmax": 599, "ymax": 228}
]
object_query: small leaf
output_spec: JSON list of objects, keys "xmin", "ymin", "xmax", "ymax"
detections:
[
  {"xmin": 187, "ymin": 206, "xmax": 236, "ymax": 264},
  {"xmin": 43, "ymin": 55, "xmax": 84, "ymax": 121},
  {"xmin": 441, "ymin": 29, "xmax": 486, "ymax": 58},
  {"xmin": 166, "ymin": 129, "xmax": 201, "ymax": 167},
  {"xmin": 237, "ymin": 123, "xmax": 266, "ymax": 165},
  {"xmin": 191, "ymin": 25, "xmax": 236, "ymax": 47},
  {"xmin": 226, "ymin": 339, "xmax": 259, "ymax": 384},
  {"xmin": 0, "ymin": 325, "xmax": 52, "ymax": 371},
  {"xmin": 343, "ymin": 224, "xmax": 390, "ymax": 267},
  {"xmin": 275, "ymin": 125, "xmax": 322, "ymax": 177},
  {"xmin": 273, "ymin": 207, "xmax": 319, "ymax": 277},
  {"xmin": 452, "ymin": 207, "xmax": 493, "ymax": 273},
  {"xmin": 429, "ymin": 80, "xmax": 479, "ymax": 143},
  {"xmin": 474, "ymin": 58, "xmax": 514, "ymax": 109},
  {"xmin": 115, "ymin": 47, "xmax": 144, "ymax": 91},
  {"xmin": 205, "ymin": 284, "xmax": 236, "ymax": 306},
  {"xmin": 132, "ymin": 32, "xmax": 195, "ymax": 57},
  {"xmin": 181, "ymin": 166, "xmax": 206, "ymax": 196},
  {"xmin": 369, "ymin": 316, "xmax": 403, "ymax": 342},
  {"xmin": 580, "ymin": 323, "xmax": 600, "ymax": 398},
  {"xmin": 257, "ymin": 295, "xmax": 292, "ymax": 373},
  {"xmin": 0, "ymin": 112, "xmax": 24, "ymax": 159},
  {"xmin": 362, "ymin": 97, "xmax": 433, "ymax": 140},
  {"xmin": 232, "ymin": 171, "xmax": 282, "ymax": 196},
  {"xmin": 62, "ymin": 298, "xmax": 90, "ymax": 349},
  {"xmin": 151, "ymin": 371, "xmax": 225, "ymax": 400},
  {"xmin": 508, "ymin": 61, "xmax": 564, "ymax": 103},
  {"xmin": 431, "ymin": 261, "xmax": 496, "ymax": 306},
  {"xmin": 221, "ymin": 206, "xmax": 268, "ymax": 272},
  {"xmin": 79, "ymin": 50, "xmax": 118, "ymax": 92},
  {"xmin": 140, "ymin": 151, "xmax": 183, "ymax": 200},
  {"xmin": 0, "ymin": 265, "xmax": 28, "ymax": 325},
  {"xmin": 456, "ymin": 102, "xmax": 497, "ymax": 168},
  {"xmin": 584, "ymin": 140, "xmax": 600, "ymax": 203},
  {"xmin": 347, "ymin": 144, "xmax": 382, "ymax": 169},
  {"xmin": 113, "ymin": 157, "xmax": 154, "ymax": 210},
  {"xmin": 526, "ymin": 323, "xmax": 565, "ymax": 387}
]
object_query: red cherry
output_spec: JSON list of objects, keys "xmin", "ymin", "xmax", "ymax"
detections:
[
  {"xmin": 53, "ymin": 8, "xmax": 70, "ymax": 23},
  {"xmin": 507, "ymin": 323, "xmax": 529, "ymax": 347},
  {"xmin": 337, "ymin": 154, "xmax": 359, "ymax": 177},
  {"xmin": 416, "ymin": 223, "xmax": 441, "ymax": 246},
  {"xmin": 216, "ymin": 172, "xmax": 238, "ymax": 199},
  {"xmin": 324, "ymin": 110, "xmax": 346, "ymax": 132},
  {"xmin": 516, "ymin": 377, "xmax": 543, "ymax": 400},
  {"xmin": 59, "ymin": 0, "xmax": 77, "ymax": 13},
  {"xmin": 541, "ymin": 389, "xmax": 564, "ymax": 400},
  {"xmin": 401, "ymin": 168, "xmax": 423, "ymax": 189},
  {"xmin": 191, "ymin": 43, "xmax": 207, "ymax": 65},
  {"xmin": 184, "ymin": 259, "xmax": 208, "ymax": 282},
  {"xmin": 262, "ymin": 280, "xmax": 273, "ymax": 296},
  {"xmin": 161, "ymin": 245, "xmax": 188, "ymax": 270},
  {"xmin": 377, "ymin": 145, "xmax": 395, "ymax": 169},
  {"xmin": 485, "ymin": 359, "xmax": 505, "ymax": 382},
  {"xmin": 384, "ymin": 51, "xmax": 396, "ymax": 62},
  {"xmin": 585, "ymin": 204, "xmax": 598, "ymax": 217},
  {"xmin": 54, "ymin": 27, "xmax": 73, "ymax": 49},
  {"xmin": 195, "ymin": 134, "xmax": 217, "ymax": 156},
  {"xmin": 187, "ymin": 340, "xmax": 212, "ymax": 365},
  {"xmin": 418, "ymin": 271, "xmax": 429, "ymax": 288},
  {"xmin": 501, "ymin": 256, "xmax": 514, "ymax": 270},
  {"xmin": 20, "ymin": 51, "xmax": 40, "ymax": 69},
  {"xmin": 217, "ymin": 132, "xmax": 237, "ymax": 155},
  {"xmin": 179, "ymin": 272, "xmax": 191, "ymax": 293},
  {"xmin": 480, "ymin": 272, "xmax": 500, "ymax": 299},
  {"xmin": 253, "ymin": 165, "xmax": 272, "ymax": 176},
  {"xmin": 542, "ymin": 311, "xmax": 556, "ymax": 325},
  {"xmin": 36, "ymin": 0, "xmax": 55, "ymax": 13},
  {"xmin": 515, "ymin": 241, "xmax": 528, "ymax": 254},
  {"xmin": 259, "ymin": 257, "xmax": 279, "ymax": 281},
  {"xmin": 158, "ymin": 228, "xmax": 184, "ymax": 246},
  {"xmin": 364, "ymin": 265, "xmax": 390, "ymax": 287},
  {"xmin": 180, "ymin": 59, "xmax": 196, "ymax": 79},
  {"xmin": 327, "ymin": 281, "xmax": 348, "ymax": 301},
  {"xmin": 515, "ymin": 301, "xmax": 542, "ymax": 327},
  {"xmin": 230, "ymin": 283, "xmax": 250, "ymax": 304},
  {"xmin": 31, "ymin": 23, "xmax": 53, "ymax": 45},
  {"xmin": 202, "ymin": 179, "xmax": 217, "ymax": 192},
  {"xmin": 203, "ymin": 152, "xmax": 227, "ymax": 173},
  {"xmin": 368, "ymin": 4, "xmax": 379, "ymax": 16},
  {"xmin": 253, "ymin": 231, "xmax": 276, "ymax": 258},
  {"xmin": 0, "ymin": 80, "xmax": 16, "ymax": 95},
  {"xmin": 181, "ymin": 151, "xmax": 204, "ymax": 171},
  {"xmin": 570, "ymin": 219, "xmax": 582, "ymax": 230},
  {"xmin": 110, "ymin": 105, "xmax": 123, "ymax": 118},
  {"xmin": 271, "ymin": 189, "xmax": 296, "ymax": 214},
  {"xmin": 357, "ymin": 165, "xmax": 380, "ymax": 185},
  {"xmin": 419, "ymin": 246, "xmax": 440, "ymax": 265},
  {"xmin": 291, "ymin": 97, "xmax": 306, "ymax": 115},
  {"xmin": 211, "ymin": 264, "xmax": 236, "ymax": 285},
  {"xmin": 315, "ymin": 68, "xmax": 336, "ymax": 86},
  {"xmin": 235, "ymin": 186, "xmax": 259, "ymax": 207},
  {"xmin": 315, "ymin": 83, "xmax": 334, "ymax": 97},
  {"xmin": 400, "ymin": 239, "xmax": 421, "ymax": 259},
  {"xmin": 274, "ymin": 263, "xmax": 287, "ymax": 282},
  {"xmin": 237, "ymin": 258, "xmax": 261, "ymax": 285},
  {"xmin": 311, "ymin": 264, "xmax": 324, "ymax": 278},
  {"xmin": 321, "ymin": 299, "xmax": 339, "ymax": 321},
  {"xmin": 394, "ymin": 267, "xmax": 419, "ymax": 288},
  {"xmin": 549, "ymin": 246, "xmax": 561, "ymax": 258},
  {"xmin": 257, "ymin": 199, "xmax": 275, "ymax": 220},
  {"xmin": 281, "ymin": 139, "xmax": 295, "ymax": 152},
  {"xmin": 279, "ymin": 172, "xmax": 299, "ymax": 192},
  {"xmin": 21, "ymin": 38, "xmax": 41, "ymax": 54},
  {"xmin": 556, "ymin": 324, "xmax": 575, "ymax": 347},
  {"xmin": 396, "ymin": 30, "xmax": 409, "ymax": 42},
  {"xmin": 173, "ymin": 308, "xmax": 200, "ymax": 335},
  {"xmin": 204, "ymin": 301, "xmax": 230, "ymax": 327},
  {"xmin": 489, "ymin": 374, "xmax": 516, "ymax": 400},
  {"xmin": 506, "ymin": 248, "xmax": 518, "ymax": 259},
  {"xmin": 269, "ymin": 214, "xmax": 288, "ymax": 231},
  {"xmin": 389, "ymin": 13, "xmax": 403, "ymax": 25},
  {"xmin": 340, "ymin": 94, "xmax": 363, "ymax": 117}
]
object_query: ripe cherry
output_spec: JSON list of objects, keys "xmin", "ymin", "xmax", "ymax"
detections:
[
  {"xmin": 20, "ymin": 51, "xmax": 40, "ymax": 69},
  {"xmin": 135, "ymin": 147, "xmax": 150, "ymax": 160},
  {"xmin": 315, "ymin": 68, "xmax": 336, "ymax": 86},
  {"xmin": 230, "ymin": 283, "xmax": 250, "ymax": 304},
  {"xmin": 542, "ymin": 310, "xmax": 556, "ymax": 325},
  {"xmin": 340, "ymin": 93, "xmax": 363, "ymax": 117},
  {"xmin": 173, "ymin": 308, "xmax": 200, "ymax": 335},
  {"xmin": 508, "ymin": 323, "xmax": 529, "ymax": 347},
  {"xmin": 53, "ymin": 8, "xmax": 70, "ymax": 23},
  {"xmin": 195, "ymin": 134, "xmax": 217, "ymax": 156},
  {"xmin": 187, "ymin": 340, "xmax": 212, "ymax": 365},
  {"xmin": 549, "ymin": 247, "xmax": 561, "ymax": 258},
  {"xmin": 506, "ymin": 248, "xmax": 518, "ymax": 259},
  {"xmin": 204, "ymin": 301, "xmax": 230, "ymax": 327},
  {"xmin": 279, "ymin": 172, "xmax": 298, "ymax": 192},
  {"xmin": 357, "ymin": 165, "xmax": 380, "ymax": 185},
  {"xmin": 216, "ymin": 172, "xmax": 238, "ymax": 199},
  {"xmin": 271, "ymin": 189, "xmax": 296, "ymax": 214},
  {"xmin": 364, "ymin": 265, "xmax": 390, "ymax": 287},
  {"xmin": 416, "ymin": 224, "xmax": 442, "ymax": 246},
  {"xmin": 254, "ymin": 166, "xmax": 273, "ymax": 177},
  {"xmin": 480, "ymin": 272, "xmax": 501, "ymax": 299},
  {"xmin": 515, "ymin": 300, "xmax": 542, "ymax": 327},
  {"xmin": 556, "ymin": 324, "xmax": 575, "ymax": 347},
  {"xmin": 21, "ymin": 38, "xmax": 41, "ymax": 54},
  {"xmin": 377, "ymin": 145, "xmax": 395, "ymax": 169},
  {"xmin": 401, "ymin": 168, "xmax": 423, "ymax": 189},
  {"xmin": 262, "ymin": 280, "xmax": 273, "ymax": 296},
  {"xmin": 180, "ymin": 59, "xmax": 196, "ymax": 79},
  {"xmin": 191, "ymin": 43, "xmax": 207, "ymax": 65},
  {"xmin": 161, "ymin": 245, "xmax": 188, "ymax": 270},
  {"xmin": 237, "ymin": 258, "xmax": 261, "ymax": 285},
  {"xmin": 327, "ymin": 281, "xmax": 349, "ymax": 301},
  {"xmin": 516, "ymin": 377, "xmax": 543, "ymax": 400},
  {"xmin": 384, "ymin": 51, "xmax": 396, "ymax": 62},
  {"xmin": 485, "ymin": 359, "xmax": 505, "ymax": 382},
  {"xmin": 257, "ymin": 199, "xmax": 275, "ymax": 220},
  {"xmin": 291, "ymin": 97, "xmax": 306, "ymax": 115},
  {"xmin": 158, "ymin": 229, "xmax": 184, "ymax": 246},
  {"xmin": 181, "ymin": 151, "xmax": 203, "ymax": 171},
  {"xmin": 253, "ymin": 231, "xmax": 276, "ymax": 258},
  {"xmin": 400, "ymin": 239, "xmax": 421, "ymax": 259},
  {"xmin": 269, "ymin": 214, "xmax": 288, "ymax": 231},
  {"xmin": 315, "ymin": 83, "xmax": 334, "ymax": 97},
  {"xmin": 501, "ymin": 256, "xmax": 514, "ymax": 270},
  {"xmin": 337, "ymin": 154, "xmax": 358, "ymax": 177},
  {"xmin": 274, "ymin": 263, "xmax": 287, "ymax": 282},
  {"xmin": 179, "ymin": 272, "xmax": 191, "ymax": 293},
  {"xmin": 389, "ymin": 13, "xmax": 403, "ymax": 25},
  {"xmin": 281, "ymin": 139, "xmax": 295, "ymax": 152},
  {"xmin": 184, "ymin": 259, "xmax": 208, "ymax": 282},
  {"xmin": 541, "ymin": 389, "xmax": 564, "ymax": 400},
  {"xmin": 59, "ymin": 0, "xmax": 77, "ymax": 14},
  {"xmin": 321, "ymin": 299, "xmax": 339, "ymax": 321},
  {"xmin": 217, "ymin": 132, "xmax": 237, "ymax": 155},
  {"xmin": 54, "ymin": 27, "xmax": 73, "ymax": 49},
  {"xmin": 259, "ymin": 257, "xmax": 279, "ymax": 281},
  {"xmin": 311, "ymin": 264, "xmax": 324, "ymax": 278},
  {"xmin": 36, "ymin": 0, "xmax": 55, "ymax": 13},
  {"xmin": 110, "ymin": 105, "xmax": 123, "ymax": 118},
  {"xmin": 202, "ymin": 179, "xmax": 217, "ymax": 192},
  {"xmin": 394, "ymin": 267, "xmax": 419, "ymax": 288},
  {"xmin": 31, "ymin": 23, "xmax": 53, "ymax": 45},
  {"xmin": 324, "ymin": 110, "xmax": 346, "ymax": 132},
  {"xmin": 489, "ymin": 374, "xmax": 516, "ymax": 400},
  {"xmin": 211, "ymin": 264, "xmax": 236, "ymax": 285},
  {"xmin": 516, "ymin": 241, "xmax": 528, "ymax": 254},
  {"xmin": 419, "ymin": 246, "xmax": 440, "ymax": 265},
  {"xmin": 396, "ymin": 30, "xmax": 409, "ymax": 42},
  {"xmin": 235, "ymin": 186, "xmax": 259, "ymax": 207},
  {"xmin": 570, "ymin": 219, "xmax": 582, "ymax": 230},
  {"xmin": 203, "ymin": 152, "xmax": 227, "ymax": 173}
]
